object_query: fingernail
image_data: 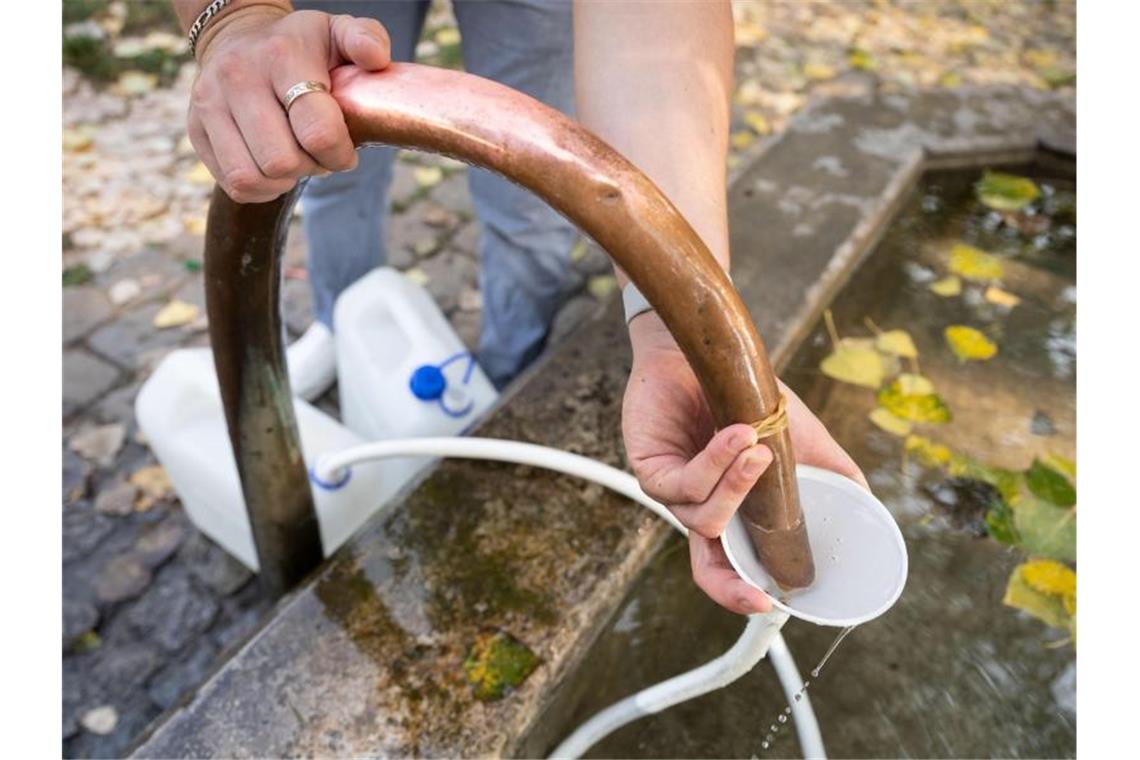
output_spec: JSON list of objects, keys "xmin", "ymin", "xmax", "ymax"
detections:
[
  {"xmin": 734, "ymin": 429, "xmax": 757, "ymax": 449},
  {"xmin": 743, "ymin": 452, "xmax": 766, "ymax": 478}
]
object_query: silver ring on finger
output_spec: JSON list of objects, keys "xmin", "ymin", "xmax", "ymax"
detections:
[{"xmin": 283, "ymin": 80, "xmax": 330, "ymax": 112}]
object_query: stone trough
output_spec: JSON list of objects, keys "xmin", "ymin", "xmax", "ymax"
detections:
[{"xmin": 132, "ymin": 82, "xmax": 1073, "ymax": 758}]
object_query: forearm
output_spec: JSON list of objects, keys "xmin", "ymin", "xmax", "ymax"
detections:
[{"xmin": 573, "ymin": 0, "xmax": 734, "ymax": 281}]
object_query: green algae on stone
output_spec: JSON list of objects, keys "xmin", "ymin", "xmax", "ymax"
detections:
[{"xmin": 462, "ymin": 631, "xmax": 539, "ymax": 701}]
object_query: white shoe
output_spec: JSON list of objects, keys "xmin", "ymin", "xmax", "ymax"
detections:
[{"xmin": 286, "ymin": 322, "xmax": 336, "ymax": 401}]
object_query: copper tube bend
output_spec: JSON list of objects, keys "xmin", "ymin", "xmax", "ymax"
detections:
[{"xmin": 206, "ymin": 62, "xmax": 814, "ymax": 592}]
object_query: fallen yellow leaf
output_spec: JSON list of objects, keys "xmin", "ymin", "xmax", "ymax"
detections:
[
  {"xmin": 905, "ymin": 435, "xmax": 953, "ymax": 467},
  {"xmin": 63, "ymin": 127, "xmax": 95, "ymax": 152},
  {"xmin": 414, "ymin": 166, "xmax": 443, "ymax": 188},
  {"xmin": 875, "ymin": 329, "xmax": 918, "ymax": 358},
  {"xmin": 129, "ymin": 464, "xmax": 173, "ymax": 511},
  {"xmin": 849, "ymin": 48, "xmax": 876, "ymax": 71},
  {"xmin": 949, "ymin": 243, "xmax": 1004, "ymax": 281},
  {"xmin": 895, "ymin": 373, "xmax": 934, "ymax": 396},
  {"xmin": 1004, "ymin": 563, "xmax": 1072, "ymax": 632},
  {"xmin": 945, "ymin": 325, "xmax": 998, "ymax": 361},
  {"xmin": 1021, "ymin": 559, "xmax": 1076, "ymax": 598},
  {"xmin": 869, "ymin": 408, "xmax": 912, "ymax": 437},
  {"xmin": 929, "ymin": 275, "xmax": 962, "ymax": 297},
  {"xmin": 435, "ymin": 27, "xmax": 461, "ymax": 46},
  {"xmin": 735, "ymin": 21, "xmax": 767, "ymax": 46},
  {"xmin": 820, "ymin": 339, "xmax": 885, "ymax": 388},
  {"xmin": 730, "ymin": 131, "xmax": 756, "ymax": 150},
  {"xmin": 803, "ymin": 63, "xmax": 836, "ymax": 80},
  {"xmin": 743, "ymin": 111, "xmax": 771, "ymax": 135},
  {"xmin": 984, "ymin": 286, "xmax": 1022, "ymax": 308},
  {"xmin": 153, "ymin": 300, "xmax": 200, "ymax": 329}
]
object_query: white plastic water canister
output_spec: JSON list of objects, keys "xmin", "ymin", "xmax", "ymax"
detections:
[
  {"xmin": 135, "ymin": 348, "xmax": 416, "ymax": 570},
  {"xmin": 333, "ymin": 267, "xmax": 498, "ymax": 442}
]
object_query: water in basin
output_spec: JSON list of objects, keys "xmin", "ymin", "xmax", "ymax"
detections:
[{"xmin": 535, "ymin": 161, "xmax": 1076, "ymax": 758}]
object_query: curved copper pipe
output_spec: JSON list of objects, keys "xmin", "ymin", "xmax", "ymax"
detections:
[{"xmin": 207, "ymin": 62, "xmax": 813, "ymax": 592}]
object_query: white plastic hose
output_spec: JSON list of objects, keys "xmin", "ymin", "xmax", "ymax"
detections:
[{"xmin": 315, "ymin": 438, "xmax": 826, "ymax": 759}]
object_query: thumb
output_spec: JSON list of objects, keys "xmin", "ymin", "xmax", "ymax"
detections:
[{"xmin": 329, "ymin": 15, "xmax": 392, "ymax": 71}]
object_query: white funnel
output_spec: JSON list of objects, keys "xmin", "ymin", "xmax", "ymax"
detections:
[{"xmin": 722, "ymin": 464, "xmax": 908, "ymax": 627}]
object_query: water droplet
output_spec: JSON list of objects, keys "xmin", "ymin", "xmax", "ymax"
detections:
[
  {"xmin": 770, "ymin": 725, "xmax": 778, "ymax": 733},
  {"xmin": 778, "ymin": 714, "xmax": 788, "ymax": 724},
  {"xmin": 784, "ymin": 706, "xmax": 793, "ymax": 714},
  {"xmin": 761, "ymin": 741, "xmax": 770, "ymax": 750},
  {"xmin": 829, "ymin": 554, "xmax": 837, "ymax": 562},
  {"xmin": 811, "ymin": 668, "xmax": 820, "ymax": 678},
  {"xmin": 794, "ymin": 693, "xmax": 802, "ymax": 701}
]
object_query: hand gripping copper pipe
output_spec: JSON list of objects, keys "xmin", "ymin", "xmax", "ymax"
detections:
[{"xmin": 205, "ymin": 62, "xmax": 814, "ymax": 593}]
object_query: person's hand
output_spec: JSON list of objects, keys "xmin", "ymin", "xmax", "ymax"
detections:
[
  {"xmin": 622, "ymin": 313, "xmax": 866, "ymax": 616},
  {"xmin": 188, "ymin": 6, "xmax": 392, "ymax": 203}
]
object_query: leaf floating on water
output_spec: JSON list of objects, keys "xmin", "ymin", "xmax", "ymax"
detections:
[
  {"xmin": 820, "ymin": 340, "xmax": 885, "ymax": 389},
  {"xmin": 904, "ymin": 435, "xmax": 953, "ymax": 467},
  {"xmin": 869, "ymin": 408, "xmax": 912, "ymax": 437},
  {"xmin": 929, "ymin": 275, "xmax": 962, "ymax": 297},
  {"xmin": 1039, "ymin": 452, "xmax": 1076, "ymax": 483},
  {"xmin": 948, "ymin": 458, "xmax": 1022, "ymax": 505},
  {"xmin": 877, "ymin": 379, "xmax": 951, "ymax": 424},
  {"xmin": 948, "ymin": 243, "xmax": 1004, "ymax": 281},
  {"xmin": 874, "ymin": 329, "xmax": 918, "ymax": 358},
  {"xmin": 414, "ymin": 166, "xmax": 443, "ymax": 189},
  {"xmin": 975, "ymin": 171, "xmax": 1040, "ymax": 212},
  {"xmin": 945, "ymin": 325, "xmax": 997, "ymax": 361},
  {"xmin": 1014, "ymin": 495, "xmax": 1076, "ymax": 563},
  {"xmin": 895, "ymin": 373, "xmax": 935, "ymax": 396},
  {"xmin": 153, "ymin": 300, "xmax": 200, "ymax": 329},
  {"xmin": 984, "ymin": 285, "xmax": 1022, "ymax": 308},
  {"xmin": 1004, "ymin": 562, "xmax": 1073, "ymax": 633},
  {"xmin": 1025, "ymin": 457, "xmax": 1077, "ymax": 507},
  {"xmin": 985, "ymin": 496, "xmax": 1019, "ymax": 546},
  {"xmin": 1021, "ymin": 559, "xmax": 1076, "ymax": 598}
]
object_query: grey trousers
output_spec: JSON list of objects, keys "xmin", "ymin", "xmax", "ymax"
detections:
[{"xmin": 294, "ymin": 0, "xmax": 578, "ymax": 387}]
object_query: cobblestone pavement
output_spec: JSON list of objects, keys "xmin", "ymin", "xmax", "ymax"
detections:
[{"xmin": 61, "ymin": 1, "xmax": 1073, "ymax": 756}]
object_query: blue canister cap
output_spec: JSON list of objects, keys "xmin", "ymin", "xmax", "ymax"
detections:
[{"xmin": 409, "ymin": 364, "xmax": 447, "ymax": 400}]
